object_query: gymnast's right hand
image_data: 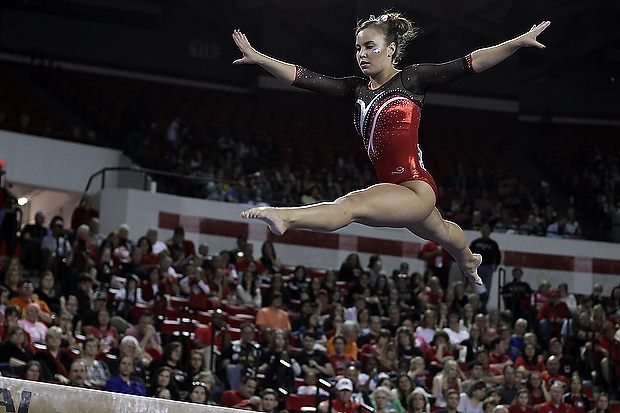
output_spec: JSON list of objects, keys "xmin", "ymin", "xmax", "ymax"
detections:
[{"xmin": 232, "ymin": 29, "xmax": 260, "ymax": 65}]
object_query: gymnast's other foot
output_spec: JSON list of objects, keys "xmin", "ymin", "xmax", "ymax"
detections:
[
  {"xmin": 461, "ymin": 253, "xmax": 483, "ymax": 285},
  {"xmin": 241, "ymin": 207, "xmax": 288, "ymax": 236}
]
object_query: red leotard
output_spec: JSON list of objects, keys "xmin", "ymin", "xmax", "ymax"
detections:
[{"xmin": 293, "ymin": 56, "xmax": 475, "ymax": 201}]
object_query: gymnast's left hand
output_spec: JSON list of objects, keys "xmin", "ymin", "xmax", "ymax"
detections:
[{"xmin": 518, "ymin": 21, "xmax": 551, "ymax": 49}]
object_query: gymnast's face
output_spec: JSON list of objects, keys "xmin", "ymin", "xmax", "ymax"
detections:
[{"xmin": 355, "ymin": 28, "xmax": 395, "ymax": 78}]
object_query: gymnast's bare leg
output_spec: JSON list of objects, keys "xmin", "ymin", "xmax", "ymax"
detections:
[{"xmin": 241, "ymin": 180, "xmax": 482, "ymax": 285}]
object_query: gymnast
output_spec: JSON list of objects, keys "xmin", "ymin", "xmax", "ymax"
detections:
[{"xmin": 232, "ymin": 12, "xmax": 550, "ymax": 285}]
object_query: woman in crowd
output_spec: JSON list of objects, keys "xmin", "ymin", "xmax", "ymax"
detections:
[
  {"xmin": 432, "ymin": 359, "xmax": 462, "ymax": 407},
  {"xmin": 149, "ymin": 341, "xmax": 189, "ymax": 391},
  {"xmin": 19, "ymin": 360, "xmax": 47, "ymax": 382},
  {"xmin": 235, "ymin": 267, "xmax": 262, "ymax": 308},
  {"xmin": 0, "ymin": 324, "xmax": 33, "ymax": 369},
  {"xmin": 186, "ymin": 381, "xmax": 212, "ymax": 405},
  {"xmin": 260, "ymin": 240, "xmax": 282, "ymax": 276},
  {"xmin": 148, "ymin": 365, "xmax": 181, "ymax": 400},
  {"xmin": 407, "ymin": 387, "xmax": 430, "ymax": 413},
  {"xmin": 513, "ymin": 343, "xmax": 545, "ymax": 376},
  {"xmin": 525, "ymin": 371, "xmax": 549, "ymax": 411},
  {"xmin": 83, "ymin": 307, "xmax": 119, "ymax": 349},
  {"xmin": 34, "ymin": 270, "xmax": 61, "ymax": 314},
  {"xmin": 257, "ymin": 329, "xmax": 296, "ymax": 393},
  {"xmin": 104, "ymin": 355, "xmax": 147, "ymax": 396},
  {"xmin": 508, "ymin": 388, "xmax": 533, "ymax": 413},
  {"xmin": 17, "ymin": 302, "xmax": 47, "ymax": 344},
  {"xmin": 372, "ymin": 385, "xmax": 400, "ymax": 413},
  {"xmin": 562, "ymin": 374, "xmax": 591, "ymax": 413}
]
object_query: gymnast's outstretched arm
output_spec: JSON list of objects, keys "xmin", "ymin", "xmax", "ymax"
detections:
[
  {"xmin": 232, "ymin": 29, "xmax": 297, "ymax": 84},
  {"xmin": 470, "ymin": 20, "xmax": 550, "ymax": 73}
]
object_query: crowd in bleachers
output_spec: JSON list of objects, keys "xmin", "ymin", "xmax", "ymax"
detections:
[{"xmin": 1, "ymin": 208, "xmax": 620, "ymax": 412}]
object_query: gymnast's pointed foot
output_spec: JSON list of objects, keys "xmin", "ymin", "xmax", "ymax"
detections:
[
  {"xmin": 241, "ymin": 207, "xmax": 288, "ymax": 236},
  {"xmin": 462, "ymin": 253, "xmax": 483, "ymax": 285}
]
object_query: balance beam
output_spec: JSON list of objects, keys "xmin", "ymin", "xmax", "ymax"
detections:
[{"xmin": 0, "ymin": 376, "xmax": 239, "ymax": 413}]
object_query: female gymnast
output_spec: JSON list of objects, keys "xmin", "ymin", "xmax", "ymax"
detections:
[{"xmin": 232, "ymin": 12, "xmax": 550, "ymax": 285}]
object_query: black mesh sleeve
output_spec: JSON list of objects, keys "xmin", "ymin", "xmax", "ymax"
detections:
[
  {"xmin": 401, "ymin": 55, "xmax": 475, "ymax": 94},
  {"xmin": 292, "ymin": 66, "xmax": 363, "ymax": 100}
]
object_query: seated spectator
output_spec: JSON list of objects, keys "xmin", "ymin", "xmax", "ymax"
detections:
[
  {"xmin": 166, "ymin": 226, "xmax": 196, "ymax": 266},
  {"xmin": 148, "ymin": 365, "xmax": 181, "ymax": 400},
  {"xmin": 181, "ymin": 266, "xmax": 212, "ymax": 310},
  {"xmin": 114, "ymin": 274, "xmax": 140, "ymax": 319},
  {"xmin": 19, "ymin": 360, "xmax": 47, "ymax": 382},
  {"xmin": 120, "ymin": 247, "xmax": 148, "ymax": 280},
  {"xmin": 594, "ymin": 322, "xmax": 619, "ymax": 388},
  {"xmin": 124, "ymin": 310, "xmax": 162, "ymax": 354},
  {"xmin": 54, "ymin": 309, "xmax": 78, "ymax": 350},
  {"xmin": 378, "ymin": 340, "xmax": 399, "ymax": 375},
  {"xmin": 514, "ymin": 343, "xmax": 545, "ymax": 376},
  {"xmin": 488, "ymin": 337, "xmax": 512, "ymax": 370},
  {"xmin": 261, "ymin": 273, "xmax": 291, "ymax": 311},
  {"xmin": 425, "ymin": 331, "xmax": 455, "ymax": 374},
  {"xmin": 80, "ymin": 336, "xmax": 111, "ymax": 389},
  {"xmin": 34, "ymin": 270, "xmax": 61, "ymax": 314},
  {"xmin": 182, "ymin": 349, "xmax": 208, "ymax": 395},
  {"xmin": 220, "ymin": 322, "xmax": 261, "ymax": 390},
  {"xmin": 329, "ymin": 335, "xmax": 355, "ymax": 376},
  {"xmin": 33, "ymin": 326, "xmax": 73, "ymax": 383},
  {"xmin": 474, "ymin": 349, "xmax": 503, "ymax": 386},
  {"xmin": 186, "ymin": 380, "xmax": 212, "ymax": 405},
  {"xmin": 148, "ymin": 341, "xmax": 189, "ymax": 391},
  {"xmin": 318, "ymin": 378, "xmax": 360, "ymax": 413},
  {"xmin": 40, "ymin": 215, "xmax": 72, "ymax": 273},
  {"xmin": 541, "ymin": 355, "xmax": 569, "ymax": 390},
  {"xmin": 193, "ymin": 308, "xmax": 229, "ymax": 371},
  {"xmin": 415, "ymin": 309, "xmax": 438, "ymax": 345},
  {"xmin": 458, "ymin": 380, "xmax": 487, "ymax": 413},
  {"xmin": 407, "ymin": 388, "xmax": 430, "ymax": 413},
  {"xmin": 68, "ymin": 359, "xmax": 92, "ymax": 388},
  {"xmin": 0, "ymin": 323, "xmax": 33, "ymax": 368},
  {"xmin": 547, "ymin": 338, "xmax": 575, "ymax": 378},
  {"xmin": 562, "ymin": 375, "xmax": 591, "ymax": 413},
  {"xmin": 294, "ymin": 331, "xmax": 335, "ymax": 380},
  {"xmin": 136, "ymin": 236, "xmax": 158, "ymax": 266},
  {"xmin": 587, "ymin": 393, "xmax": 610, "ymax": 413},
  {"xmin": 287, "ymin": 265, "xmax": 310, "ymax": 301},
  {"xmin": 235, "ymin": 267, "xmax": 262, "ymax": 308},
  {"xmin": 107, "ymin": 335, "xmax": 151, "ymax": 383},
  {"xmin": 219, "ymin": 375, "xmax": 260, "ymax": 408},
  {"xmin": 146, "ymin": 228, "xmax": 169, "ymax": 255},
  {"xmin": 501, "ymin": 268, "xmax": 532, "ymax": 323},
  {"xmin": 257, "ymin": 329, "xmax": 295, "ymax": 393},
  {"xmin": 140, "ymin": 264, "xmax": 179, "ymax": 303},
  {"xmin": 496, "ymin": 365, "xmax": 524, "ymax": 405},
  {"xmin": 508, "ymin": 388, "xmax": 534, "ymax": 413},
  {"xmin": 525, "ymin": 371, "xmax": 550, "ymax": 411},
  {"xmin": 18, "ymin": 302, "xmax": 48, "ymax": 343},
  {"xmin": 435, "ymin": 389, "xmax": 461, "ymax": 413},
  {"xmin": 83, "ymin": 308, "xmax": 118, "ymax": 349},
  {"xmin": 8, "ymin": 278, "xmax": 53, "ymax": 325},
  {"xmin": 432, "ymin": 359, "xmax": 463, "ymax": 408},
  {"xmin": 104, "ymin": 355, "xmax": 148, "ymax": 396},
  {"xmin": 396, "ymin": 325, "xmax": 423, "ymax": 362},
  {"xmin": 444, "ymin": 312, "xmax": 470, "ymax": 345},
  {"xmin": 537, "ymin": 382, "xmax": 574, "ymax": 413},
  {"xmin": 326, "ymin": 320, "xmax": 358, "ymax": 360},
  {"xmin": 255, "ymin": 292, "xmax": 291, "ymax": 336}
]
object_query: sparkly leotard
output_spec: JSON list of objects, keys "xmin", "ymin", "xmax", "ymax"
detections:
[{"xmin": 293, "ymin": 56, "xmax": 475, "ymax": 201}]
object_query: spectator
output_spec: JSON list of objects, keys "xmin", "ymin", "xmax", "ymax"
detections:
[
  {"xmin": 432, "ymin": 359, "xmax": 463, "ymax": 407},
  {"xmin": 547, "ymin": 338, "xmax": 575, "ymax": 378},
  {"xmin": 0, "ymin": 323, "xmax": 33, "ymax": 369},
  {"xmin": 33, "ymin": 326, "xmax": 73, "ymax": 383},
  {"xmin": 17, "ymin": 302, "xmax": 48, "ymax": 343},
  {"xmin": 145, "ymin": 228, "xmax": 169, "ymax": 255},
  {"xmin": 435, "ymin": 389, "xmax": 461, "ymax": 413},
  {"xmin": 319, "ymin": 378, "xmax": 360, "ymax": 413},
  {"xmin": 193, "ymin": 308, "xmax": 229, "ymax": 371},
  {"xmin": 81, "ymin": 336, "xmax": 111, "ymax": 389},
  {"xmin": 8, "ymin": 277, "xmax": 53, "ymax": 325},
  {"xmin": 68, "ymin": 359, "xmax": 92, "ymax": 388},
  {"xmin": 124, "ymin": 310, "xmax": 162, "ymax": 353},
  {"xmin": 458, "ymin": 380, "xmax": 488, "ymax": 413},
  {"xmin": 463, "ymin": 361, "xmax": 490, "ymax": 394},
  {"xmin": 219, "ymin": 375, "xmax": 260, "ymax": 408},
  {"xmin": 107, "ymin": 335, "xmax": 151, "ymax": 383},
  {"xmin": 508, "ymin": 388, "xmax": 533, "ymax": 413},
  {"xmin": 260, "ymin": 388, "xmax": 279, "ymax": 413},
  {"xmin": 326, "ymin": 320, "xmax": 359, "ymax": 360},
  {"xmin": 20, "ymin": 211, "xmax": 47, "ymax": 272},
  {"xmin": 186, "ymin": 380, "xmax": 212, "ymax": 405},
  {"xmin": 526, "ymin": 371, "xmax": 550, "ymax": 411},
  {"xmin": 148, "ymin": 341, "xmax": 189, "ymax": 391},
  {"xmin": 294, "ymin": 331, "xmax": 334, "ymax": 380},
  {"xmin": 537, "ymin": 383, "xmax": 574, "ymax": 413},
  {"xmin": 537, "ymin": 290, "xmax": 571, "ymax": 349},
  {"xmin": 496, "ymin": 365, "xmax": 523, "ymax": 405},
  {"xmin": 587, "ymin": 393, "xmax": 610, "ymax": 413},
  {"xmin": 501, "ymin": 268, "xmax": 533, "ymax": 322},
  {"xmin": 514, "ymin": 343, "xmax": 545, "ymax": 376},
  {"xmin": 220, "ymin": 322, "xmax": 261, "ymax": 390},
  {"xmin": 104, "ymin": 355, "xmax": 148, "ymax": 396},
  {"xmin": 83, "ymin": 308, "xmax": 118, "ymax": 349},
  {"xmin": 257, "ymin": 329, "xmax": 295, "ymax": 393},
  {"xmin": 255, "ymin": 292, "xmax": 292, "ymax": 336},
  {"xmin": 562, "ymin": 375, "xmax": 591, "ymax": 413},
  {"xmin": 469, "ymin": 224, "xmax": 502, "ymax": 310},
  {"xmin": 488, "ymin": 337, "xmax": 512, "ymax": 370},
  {"xmin": 148, "ymin": 365, "xmax": 181, "ymax": 400},
  {"xmin": 235, "ymin": 267, "xmax": 262, "ymax": 308},
  {"xmin": 407, "ymin": 388, "xmax": 430, "ymax": 413},
  {"xmin": 259, "ymin": 240, "xmax": 282, "ymax": 276},
  {"xmin": 19, "ymin": 360, "xmax": 47, "ymax": 382}
]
